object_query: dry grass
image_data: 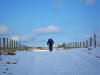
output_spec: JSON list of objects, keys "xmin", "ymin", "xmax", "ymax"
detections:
[
  {"xmin": 88, "ymin": 48, "xmax": 92, "ymax": 50},
  {"xmin": 7, "ymin": 52, "xmax": 16, "ymax": 55},
  {"xmin": 6, "ymin": 62, "xmax": 11, "ymax": 64},
  {"xmin": 12, "ymin": 62, "xmax": 17, "ymax": 64}
]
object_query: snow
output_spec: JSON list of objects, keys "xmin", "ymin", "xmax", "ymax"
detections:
[{"xmin": 0, "ymin": 48, "xmax": 100, "ymax": 75}]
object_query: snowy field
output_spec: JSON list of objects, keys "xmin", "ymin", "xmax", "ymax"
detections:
[{"xmin": 0, "ymin": 48, "xmax": 100, "ymax": 75}]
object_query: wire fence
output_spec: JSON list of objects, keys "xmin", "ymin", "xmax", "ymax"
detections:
[
  {"xmin": 0, "ymin": 38, "xmax": 22, "ymax": 50},
  {"xmin": 65, "ymin": 34, "xmax": 99, "ymax": 48}
]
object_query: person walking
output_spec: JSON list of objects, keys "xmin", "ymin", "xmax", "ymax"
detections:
[{"xmin": 47, "ymin": 38, "xmax": 54, "ymax": 51}]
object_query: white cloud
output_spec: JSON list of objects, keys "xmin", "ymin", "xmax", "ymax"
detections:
[
  {"xmin": 21, "ymin": 35, "xmax": 36, "ymax": 42},
  {"xmin": 21, "ymin": 35, "xmax": 30, "ymax": 41},
  {"xmin": 10, "ymin": 35, "xmax": 20, "ymax": 41},
  {"xmin": 10, "ymin": 34, "xmax": 37, "ymax": 43},
  {"xmin": 0, "ymin": 24, "xmax": 9, "ymax": 35},
  {"xmin": 33, "ymin": 25, "xmax": 61, "ymax": 34},
  {"xmin": 86, "ymin": 0, "xmax": 96, "ymax": 5},
  {"xmin": 0, "ymin": 24, "xmax": 61, "ymax": 46}
]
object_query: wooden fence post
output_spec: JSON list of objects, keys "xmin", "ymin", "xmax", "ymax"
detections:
[
  {"xmin": 10, "ymin": 39, "xmax": 12, "ymax": 48},
  {"xmin": 80, "ymin": 42, "xmax": 81, "ymax": 48},
  {"xmin": 77, "ymin": 42, "xmax": 78, "ymax": 48},
  {"xmin": 76, "ymin": 42, "xmax": 77, "ymax": 48},
  {"xmin": 90, "ymin": 37, "xmax": 92, "ymax": 47},
  {"xmin": 16, "ymin": 41, "xmax": 18, "ymax": 48},
  {"xmin": 7, "ymin": 38, "xmax": 8, "ymax": 48},
  {"xmin": 78, "ymin": 42, "xmax": 80, "ymax": 48},
  {"xmin": 18, "ymin": 42, "xmax": 19, "ymax": 48},
  {"xmin": 12, "ymin": 40, "xmax": 13, "ymax": 48},
  {"xmin": 3, "ymin": 38, "xmax": 5, "ymax": 49},
  {"xmin": 75, "ymin": 42, "xmax": 77, "ymax": 48},
  {"xmin": 14, "ymin": 40, "xmax": 15, "ymax": 49},
  {"xmin": 86, "ymin": 40, "xmax": 88, "ymax": 48},
  {"xmin": 73, "ymin": 42, "xmax": 74, "ymax": 48},
  {"xmin": 94, "ymin": 34, "xmax": 96, "ymax": 48},
  {"xmin": 0, "ymin": 38, "xmax": 1, "ymax": 49},
  {"xmin": 83, "ymin": 41, "xmax": 85, "ymax": 48}
]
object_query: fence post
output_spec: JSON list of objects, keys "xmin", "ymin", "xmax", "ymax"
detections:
[
  {"xmin": 10, "ymin": 39, "xmax": 12, "ymax": 48},
  {"xmin": 7, "ymin": 38, "xmax": 8, "ymax": 48},
  {"xmin": 69, "ymin": 43, "xmax": 71, "ymax": 48},
  {"xmin": 14, "ymin": 40, "xmax": 15, "ymax": 49},
  {"xmin": 80, "ymin": 42, "xmax": 81, "ymax": 48},
  {"xmin": 76, "ymin": 42, "xmax": 78, "ymax": 48},
  {"xmin": 75, "ymin": 42, "xmax": 77, "ymax": 48},
  {"xmin": 16, "ymin": 42, "xmax": 18, "ymax": 48},
  {"xmin": 78, "ymin": 42, "xmax": 80, "ymax": 48},
  {"xmin": 77, "ymin": 42, "xmax": 79, "ymax": 48},
  {"xmin": 3, "ymin": 38, "xmax": 5, "ymax": 49},
  {"xmin": 94, "ymin": 34, "xmax": 96, "ymax": 48},
  {"xmin": 83, "ymin": 41, "xmax": 85, "ymax": 48},
  {"xmin": 12, "ymin": 40, "xmax": 13, "ymax": 49},
  {"xmin": 0, "ymin": 38, "xmax": 1, "ymax": 49},
  {"xmin": 73, "ymin": 42, "xmax": 74, "ymax": 48},
  {"xmin": 86, "ymin": 40, "xmax": 88, "ymax": 48},
  {"xmin": 90, "ymin": 37, "xmax": 92, "ymax": 47}
]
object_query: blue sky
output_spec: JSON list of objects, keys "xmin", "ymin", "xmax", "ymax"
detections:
[{"xmin": 0, "ymin": 0, "xmax": 100, "ymax": 47}]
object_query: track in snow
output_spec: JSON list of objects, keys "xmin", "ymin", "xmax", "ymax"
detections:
[{"xmin": 0, "ymin": 48, "xmax": 100, "ymax": 75}]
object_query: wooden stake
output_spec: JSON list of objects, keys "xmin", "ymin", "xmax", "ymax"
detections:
[{"xmin": 94, "ymin": 34, "xmax": 96, "ymax": 48}]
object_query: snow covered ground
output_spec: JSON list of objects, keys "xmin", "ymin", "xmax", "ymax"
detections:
[{"xmin": 0, "ymin": 47, "xmax": 100, "ymax": 75}]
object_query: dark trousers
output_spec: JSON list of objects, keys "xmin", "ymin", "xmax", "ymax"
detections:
[{"xmin": 49, "ymin": 44, "xmax": 53, "ymax": 51}]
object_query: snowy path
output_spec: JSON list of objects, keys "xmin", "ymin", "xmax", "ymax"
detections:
[{"xmin": 0, "ymin": 48, "xmax": 100, "ymax": 75}]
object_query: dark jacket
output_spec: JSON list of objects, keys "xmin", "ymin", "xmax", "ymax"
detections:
[{"xmin": 47, "ymin": 39, "xmax": 54, "ymax": 46}]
